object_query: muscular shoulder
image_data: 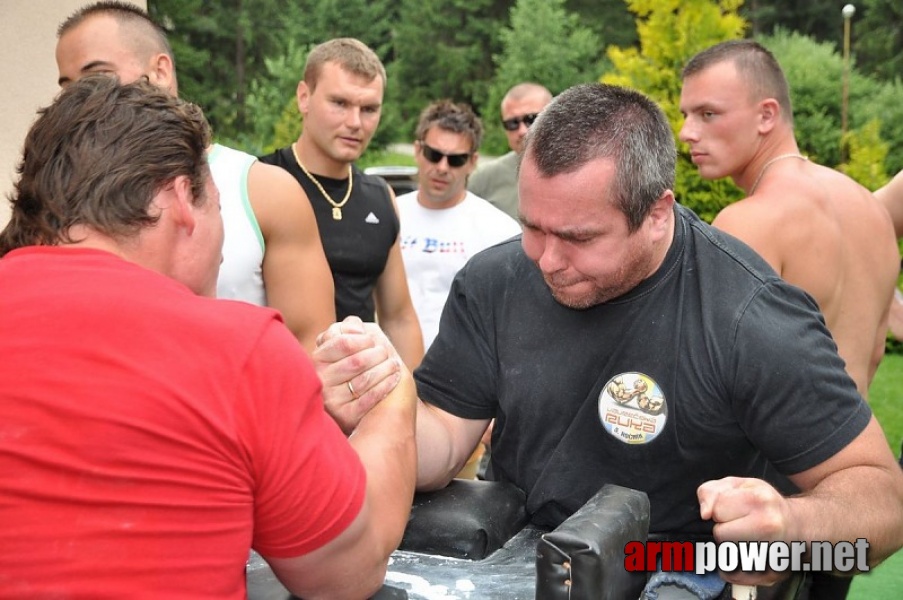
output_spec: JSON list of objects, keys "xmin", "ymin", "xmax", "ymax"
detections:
[
  {"xmin": 246, "ymin": 161, "xmax": 312, "ymax": 240},
  {"xmin": 175, "ymin": 294, "xmax": 287, "ymax": 365}
]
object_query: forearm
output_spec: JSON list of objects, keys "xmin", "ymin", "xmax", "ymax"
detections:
[
  {"xmin": 414, "ymin": 401, "xmax": 483, "ymax": 491},
  {"xmin": 348, "ymin": 371, "xmax": 418, "ymax": 555},
  {"xmin": 380, "ymin": 312, "xmax": 424, "ymax": 371}
]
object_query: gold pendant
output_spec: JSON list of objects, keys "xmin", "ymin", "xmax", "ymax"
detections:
[{"xmin": 332, "ymin": 207, "xmax": 342, "ymax": 220}]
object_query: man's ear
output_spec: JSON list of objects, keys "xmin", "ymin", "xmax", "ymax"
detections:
[
  {"xmin": 647, "ymin": 190, "xmax": 675, "ymax": 238},
  {"xmin": 296, "ymin": 80, "xmax": 310, "ymax": 115},
  {"xmin": 164, "ymin": 175, "xmax": 197, "ymax": 235},
  {"xmin": 758, "ymin": 98, "xmax": 781, "ymax": 134},
  {"xmin": 148, "ymin": 53, "xmax": 177, "ymax": 95}
]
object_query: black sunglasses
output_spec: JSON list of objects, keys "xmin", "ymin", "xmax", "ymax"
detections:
[
  {"xmin": 501, "ymin": 113, "xmax": 539, "ymax": 131},
  {"xmin": 420, "ymin": 142, "xmax": 471, "ymax": 168}
]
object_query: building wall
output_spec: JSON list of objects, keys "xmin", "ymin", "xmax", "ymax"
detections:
[{"xmin": 0, "ymin": 1, "xmax": 147, "ymax": 228}]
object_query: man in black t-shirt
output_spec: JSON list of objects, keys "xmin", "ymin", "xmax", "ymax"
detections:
[{"xmin": 315, "ymin": 83, "xmax": 903, "ymax": 589}]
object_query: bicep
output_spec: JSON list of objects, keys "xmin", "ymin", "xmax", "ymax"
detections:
[{"xmin": 788, "ymin": 416, "xmax": 898, "ymax": 492}]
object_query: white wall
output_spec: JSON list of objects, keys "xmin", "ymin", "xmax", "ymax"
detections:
[{"xmin": 0, "ymin": 1, "xmax": 147, "ymax": 228}]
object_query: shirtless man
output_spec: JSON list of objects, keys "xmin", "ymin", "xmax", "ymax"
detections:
[
  {"xmin": 680, "ymin": 40, "xmax": 899, "ymax": 401},
  {"xmin": 56, "ymin": 2, "xmax": 335, "ymax": 353}
]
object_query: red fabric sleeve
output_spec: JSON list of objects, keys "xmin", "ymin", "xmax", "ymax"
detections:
[{"xmin": 238, "ymin": 320, "xmax": 367, "ymax": 558}]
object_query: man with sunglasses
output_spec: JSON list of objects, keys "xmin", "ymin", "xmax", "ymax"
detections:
[
  {"xmin": 397, "ymin": 100, "xmax": 520, "ymax": 352},
  {"xmin": 468, "ymin": 82, "xmax": 553, "ymax": 219}
]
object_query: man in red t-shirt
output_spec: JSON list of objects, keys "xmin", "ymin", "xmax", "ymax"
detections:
[{"xmin": 0, "ymin": 75, "xmax": 414, "ymax": 599}]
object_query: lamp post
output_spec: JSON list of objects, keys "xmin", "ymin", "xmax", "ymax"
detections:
[{"xmin": 841, "ymin": 3, "xmax": 856, "ymax": 162}]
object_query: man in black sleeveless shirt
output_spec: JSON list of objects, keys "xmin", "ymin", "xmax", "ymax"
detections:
[{"xmin": 260, "ymin": 38, "xmax": 423, "ymax": 370}]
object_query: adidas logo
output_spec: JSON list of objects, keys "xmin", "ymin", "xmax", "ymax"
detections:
[{"xmin": 365, "ymin": 212, "xmax": 380, "ymax": 224}]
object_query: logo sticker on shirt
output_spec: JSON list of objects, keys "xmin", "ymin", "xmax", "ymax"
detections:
[{"xmin": 598, "ymin": 372, "xmax": 667, "ymax": 445}]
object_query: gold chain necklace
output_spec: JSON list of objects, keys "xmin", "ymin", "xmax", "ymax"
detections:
[
  {"xmin": 749, "ymin": 153, "xmax": 808, "ymax": 195},
  {"xmin": 291, "ymin": 142, "xmax": 353, "ymax": 220}
]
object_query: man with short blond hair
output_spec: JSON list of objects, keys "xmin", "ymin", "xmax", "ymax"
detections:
[{"xmin": 260, "ymin": 37, "xmax": 424, "ymax": 369}]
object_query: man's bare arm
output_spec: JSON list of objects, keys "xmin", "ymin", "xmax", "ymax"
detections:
[
  {"xmin": 699, "ymin": 416, "xmax": 903, "ymax": 586},
  {"xmin": 264, "ymin": 363, "xmax": 417, "ymax": 599},
  {"xmin": 374, "ymin": 188, "xmax": 424, "ymax": 370},
  {"xmin": 249, "ymin": 162, "xmax": 336, "ymax": 352},
  {"xmin": 314, "ymin": 317, "xmax": 486, "ymax": 488},
  {"xmin": 415, "ymin": 401, "xmax": 489, "ymax": 490}
]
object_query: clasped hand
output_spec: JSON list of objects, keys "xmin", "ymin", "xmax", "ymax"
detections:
[{"xmin": 312, "ymin": 316, "xmax": 403, "ymax": 435}]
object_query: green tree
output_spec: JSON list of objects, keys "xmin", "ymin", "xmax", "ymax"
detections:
[
  {"xmin": 240, "ymin": 40, "xmax": 310, "ymax": 155},
  {"xmin": 150, "ymin": 0, "xmax": 305, "ymax": 145},
  {"xmin": 602, "ymin": 0, "xmax": 747, "ymax": 222},
  {"xmin": 390, "ymin": 0, "xmax": 511, "ymax": 141},
  {"xmin": 764, "ymin": 28, "xmax": 903, "ymax": 175},
  {"xmin": 856, "ymin": 0, "xmax": 903, "ymax": 83},
  {"xmin": 566, "ymin": 0, "xmax": 637, "ymax": 50},
  {"xmin": 840, "ymin": 120, "xmax": 890, "ymax": 190},
  {"xmin": 742, "ymin": 0, "xmax": 840, "ymax": 43},
  {"xmin": 481, "ymin": 0, "xmax": 605, "ymax": 155}
]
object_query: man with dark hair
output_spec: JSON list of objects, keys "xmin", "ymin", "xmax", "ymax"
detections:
[
  {"xmin": 260, "ymin": 38, "xmax": 424, "ymax": 369},
  {"xmin": 320, "ymin": 82, "xmax": 903, "ymax": 593},
  {"xmin": 0, "ymin": 75, "xmax": 415, "ymax": 599},
  {"xmin": 398, "ymin": 99, "xmax": 520, "ymax": 351},
  {"xmin": 55, "ymin": 1, "xmax": 336, "ymax": 353}
]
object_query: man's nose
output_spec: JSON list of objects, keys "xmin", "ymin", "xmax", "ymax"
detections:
[
  {"xmin": 678, "ymin": 118, "xmax": 695, "ymax": 142},
  {"xmin": 345, "ymin": 107, "xmax": 362, "ymax": 129},
  {"xmin": 538, "ymin": 236, "xmax": 567, "ymax": 274}
]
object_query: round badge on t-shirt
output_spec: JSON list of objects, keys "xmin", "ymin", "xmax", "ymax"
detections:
[{"xmin": 598, "ymin": 372, "xmax": 668, "ymax": 444}]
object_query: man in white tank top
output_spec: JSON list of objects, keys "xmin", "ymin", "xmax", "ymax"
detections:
[{"xmin": 55, "ymin": 2, "xmax": 336, "ymax": 353}]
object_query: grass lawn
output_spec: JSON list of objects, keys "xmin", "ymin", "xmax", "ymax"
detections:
[{"xmin": 848, "ymin": 352, "xmax": 903, "ymax": 599}]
